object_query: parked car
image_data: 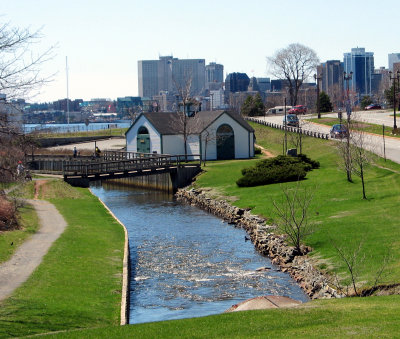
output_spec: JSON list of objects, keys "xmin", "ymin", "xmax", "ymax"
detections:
[
  {"xmin": 365, "ymin": 104, "xmax": 382, "ymax": 110},
  {"xmin": 288, "ymin": 105, "xmax": 307, "ymax": 114},
  {"xmin": 330, "ymin": 124, "xmax": 348, "ymax": 138},
  {"xmin": 283, "ymin": 114, "xmax": 299, "ymax": 127}
]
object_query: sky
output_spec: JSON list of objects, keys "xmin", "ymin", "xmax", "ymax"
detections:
[{"xmin": 2, "ymin": 0, "xmax": 399, "ymax": 102}]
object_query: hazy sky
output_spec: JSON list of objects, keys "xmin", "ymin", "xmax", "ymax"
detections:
[{"xmin": 2, "ymin": 0, "xmax": 399, "ymax": 102}]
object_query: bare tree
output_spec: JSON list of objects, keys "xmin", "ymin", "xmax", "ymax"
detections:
[
  {"xmin": 350, "ymin": 125, "xmax": 372, "ymax": 199},
  {"xmin": 327, "ymin": 83, "xmax": 344, "ymax": 110},
  {"xmin": 0, "ymin": 101, "xmax": 35, "ymax": 182},
  {"xmin": 267, "ymin": 43, "xmax": 319, "ymax": 106},
  {"xmin": 335, "ymin": 114, "xmax": 373, "ymax": 195},
  {"xmin": 0, "ymin": 22, "xmax": 56, "ymax": 100},
  {"xmin": 0, "ymin": 22, "xmax": 55, "ymax": 182},
  {"xmin": 329, "ymin": 237, "xmax": 366, "ymax": 297},
  {"xmin": 273, "ymin": 181, "xmax": 316, "ymax": 254},
  {"xmin": 200, "ymin": 127, "xmax": 216, "ymax": 166},
  {"xmin": 173, "ymin": 72, "xmax": 196, "ymax": 161},
  {"xmin": 329, "ymin": 236, "xmax": 392, "ymax": 297},
  {"xmin": 335, "ymin": 119, "xmax": 353, "ymax": 183}
]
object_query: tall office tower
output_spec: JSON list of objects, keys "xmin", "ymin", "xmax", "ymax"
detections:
[
  {"xmin": 343, "ymin": 48, "xmax": 374, "ymax": 96},
  {"xmin": 388, "ymin": 53, "xmax": 400, "ymax": 71},
  {"xmin": 138, "ymin": 59, "xmax": 160, "ymax": 98},
  {"xmin": 318, "ymin": 60, "xmax": 344, "ymax": 93},
  {"xmin": 205, "ymin": 62, "xmax": 224, "ymax": 90},
  {"xmin": 256, "ymin": 78, "xmax": 271, "ymax": 92},
  {"xmin": 225, "ymin": 73, "xmax": 250, "ymax": 93},
  {"xmin": 172, "ymin": 58, "xmax": 206, "ymax": 97},
  {"xmin": 138, "ymin": 56, "xmax": 206, "ymax": 98},
  {"xmin": 224, "ymin": 72, "xmax": 250, "ymax": 105}
]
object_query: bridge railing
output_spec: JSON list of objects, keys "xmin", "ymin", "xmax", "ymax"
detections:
[
  {"xmin": 103, "ymin": 150, "xmax": 159, "ymax": 161},
  {"xmin": 63, "ymin": 153, "xmax": 201, "ymax": 177}
]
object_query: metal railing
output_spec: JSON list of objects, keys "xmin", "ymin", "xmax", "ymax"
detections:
[
  {"xmin": 62, "ymin": 153, "xmax": 201, "ymax": 178},
  {"xmin": 245, "ymin": 117, "xmax": 330, "ymax": 139}
]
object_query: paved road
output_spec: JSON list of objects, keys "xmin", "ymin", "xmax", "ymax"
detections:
[
  {"xmin": 255, "ymin": 111, "xmax": 400, "ymax": 164},
  {"xmin": 0, "ymin": 198, "xmax": 67, "ymax": 302},
  {"xmin": 49, "ymin": 137, "xmax": 126, "ymax": 152}
]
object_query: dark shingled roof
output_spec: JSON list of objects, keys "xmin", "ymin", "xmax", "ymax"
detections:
[{"xmin": 128, "ymin": 110, "xmax": 254, "ymax": 135}]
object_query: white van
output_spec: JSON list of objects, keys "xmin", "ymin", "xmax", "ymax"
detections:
[{"xmin": 266, "ymin": 106, "xmax": 292, "ymax": 115}]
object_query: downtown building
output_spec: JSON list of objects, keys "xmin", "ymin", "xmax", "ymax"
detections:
[
  {"xmin": 205, "ymin": 62, "xmax": 224, "ymax": 90},
  {"xmin": 343, "ymin": 48, "xmax": 374, "ymax": 96},
  {"xmin": 138, "ymin": 56, "xmax": 206, "ymax": 99},
  {"xmin": 318, "ymin": 60, "xmax": 344, "ymax": 94},
  {"xmin": 388, "ymin": 53, "xmax": 400, "ymax": 71}
]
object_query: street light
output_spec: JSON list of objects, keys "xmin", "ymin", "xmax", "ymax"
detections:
[
  {"xmin": 389, "ymin": 70, "xmax": 400, "ymax": 130},
  {"xmin": 314, "ymin": 73, "xmax": 322, "ymax": 119},
  {"xmin": 343, "ymin": 71, "xmax": 353, "ymax": 124}
]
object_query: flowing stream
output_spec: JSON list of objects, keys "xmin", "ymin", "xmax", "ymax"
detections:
[{"xmin": 90, "ymin": 183, "xmax": 308, "ymax": 324}]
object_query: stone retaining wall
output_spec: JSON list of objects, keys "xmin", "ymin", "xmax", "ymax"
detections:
[{"xmin": 176, "ymin": 188, "xmax": 342, "ymax": 299}]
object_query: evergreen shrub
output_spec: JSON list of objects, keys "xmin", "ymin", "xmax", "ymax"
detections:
[{"xmin": 236, "ymin": 154, "xmax": 319, "ymax": 187}]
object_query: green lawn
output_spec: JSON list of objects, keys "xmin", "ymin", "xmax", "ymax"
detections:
[
  {"xmin": 33, "ymin": 127, "xmax": 128, "ymax": 139},
  {"xmin": 0, "ymin": 203, "xmax": 39, "ymax": 263},
  {"xmin": 0, "ymin": 180, "xmax": 125, "ymax": 338},
  {"xmin": 2, "ymin": 124, "xmax": 400, "ymax": 337},
  {"xmin": 196, "ymin": 123, "xmax": 400, "ymax": 290},
  {"xmin": 43, "ymin": 295, "xmax": 400, "ymax": 338}
]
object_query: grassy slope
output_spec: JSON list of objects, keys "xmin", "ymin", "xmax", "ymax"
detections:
[
  {"xmin": 0, "ymin": 204, "xmax": 39, "ymax": 263},
  {"xmin": 0, "ymin": 180, "xmax": 125, "ymax": 338},
  {"xmin": 45, "ymin": 296, "xmax": 400, "ymax": 338},
  {"xmin": 45, "ymin": 123, "xmax": 400, "ymax": 338},
  {"xmin": 196, "ymin": 123, "xmax": 400, "ymax": 288},
  {"xmin": 3, "ymin": 123, "xmax": 400, "ymax": 337}
]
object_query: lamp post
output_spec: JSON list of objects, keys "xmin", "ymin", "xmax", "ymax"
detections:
[
  {"xmin": 343, "ymin": 71, "xmax": 353, "ymax": 124},
  {"xmin": 343, "ymin": 71, "xmax": 353, "ymax": 182},
  {"xmin": 389, "ymin": 70, "xmax": 400, "ymax": 130},
  {"xmin": 314, "ymin": 73, "xmax": 322, "ymax": 118}
]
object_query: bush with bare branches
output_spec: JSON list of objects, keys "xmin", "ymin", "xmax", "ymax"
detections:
[
  {"xmin": 0, "ymin": 193, "xmax": 19, "ymax": 231},
  {"xmin": 273, "ymin": 181, "xmax": 317, "ymax": 254}
]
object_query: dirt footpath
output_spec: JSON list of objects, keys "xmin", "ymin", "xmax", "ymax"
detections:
[{"xmin": 0, "ymin": 191, "xmax": 67, "ymax": 301}]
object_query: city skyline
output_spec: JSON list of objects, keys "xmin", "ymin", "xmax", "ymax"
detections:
[{"xmin": 2, "ymin": 0, "xmax": 399, "ymax": 102}]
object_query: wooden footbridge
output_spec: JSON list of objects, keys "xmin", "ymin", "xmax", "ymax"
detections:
[{"xmin": 28, "ymin": 151, "xmax": 202, "ymax": 191}]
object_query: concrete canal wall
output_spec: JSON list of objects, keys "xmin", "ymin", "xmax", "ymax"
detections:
[
  {"xmin": 176, "ymin": 188, "xmax": 342, "ymax": 300},
  {"xmin": 107, "ymin": 166, "xmax": 202, "ymax": 193}
]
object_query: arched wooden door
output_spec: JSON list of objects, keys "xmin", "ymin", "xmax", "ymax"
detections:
[
  {"xmin": 137, "ymin": 126, "xmax": 150, "ymax": 153},
  {"xmin": 217, "ymin": 124, "xmax": 235, "ymax": 160}
]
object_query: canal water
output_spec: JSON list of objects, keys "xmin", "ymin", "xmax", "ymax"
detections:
[{"xmin": 90, "ymin": 183, "xmax": 308, "ymax": 324}]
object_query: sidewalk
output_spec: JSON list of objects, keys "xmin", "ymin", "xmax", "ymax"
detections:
[{"xmin": 0, "ymin": 196, "xmax": 67, "ymax": 301}]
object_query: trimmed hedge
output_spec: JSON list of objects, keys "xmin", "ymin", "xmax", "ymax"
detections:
[{"xmin": 236, "ymin": 154, "xmax": 319, "ymax": 187}]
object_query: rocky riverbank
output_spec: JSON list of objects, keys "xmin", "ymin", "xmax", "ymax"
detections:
[{"xmin": 176, "ymin": 188, "xmax": 342, "ymax": 299}]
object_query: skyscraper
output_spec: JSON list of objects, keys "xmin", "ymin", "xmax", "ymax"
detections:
[
  {"xmin": 343, "ymin": 48, "xmax": 374, "ymax": 96},
  {"xmin": 205, "ymin": 62, "xmax": 224, "ymax": 84},
  {"xmin": 318, "ymin": 60, "xmax": 343, "ymax": 93},
  {"xmin": 224, "ymin": 73, "xmax": 250, "ymax": 93},
  {"xmin": 388, "ymin": 53, "xmax": 400, "ymax": 71},
  {"xmin": 256, "ymin": 78, "xmax": 271, "ymax": 92},
  {"xmin": 138, "ymin": 56, "xmax": 206, "ymax": 98}
]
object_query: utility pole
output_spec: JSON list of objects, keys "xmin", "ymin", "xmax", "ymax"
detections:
[
  {"xmin": 344, "ymin": 71, "xmax": 353, "ymax": 124},
  {"xmin": 314, "ymin": 73, "xmax": 322, "ymax": 118},
  {"xmin": 343, "ymin": 71, "xmax": 353, "ymax": 182},
  {"xmin": 389, "ymin": 70, "xmax": 400, "ymax": 130},
  {"xmin": 284, "ymin": 97, "xmax": 287, "ymax": 154},
  {"xmin": 66, "ymin": 56, "xmax": 70, "ymax": 125}
]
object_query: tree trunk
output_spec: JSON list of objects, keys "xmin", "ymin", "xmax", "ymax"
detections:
[{"xmin": 360, "ymin": 164, "xmax": 366, "ymax": 199}]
